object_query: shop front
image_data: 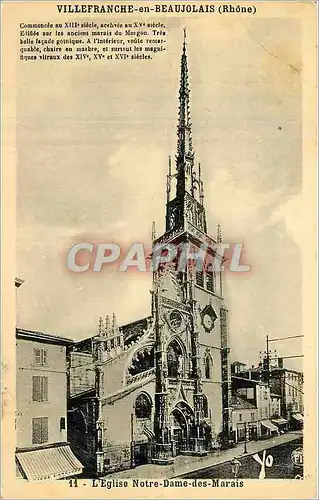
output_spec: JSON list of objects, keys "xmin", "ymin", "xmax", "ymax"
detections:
[
  {"xmin": 260, "ymin": 419, "xmax": 280, "ymax": 439},
  {"xmin": 272, "ymin": 417, "xmax": 289, "ymax": 433}
]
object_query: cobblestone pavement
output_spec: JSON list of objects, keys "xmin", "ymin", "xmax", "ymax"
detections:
[{"xmin": 104, "ymin": 431, "xmax": 302, "ymax": 479}]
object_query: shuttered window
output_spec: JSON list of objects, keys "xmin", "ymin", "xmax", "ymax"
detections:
[
  {"xmin": 33, "ymin": 348, "xmax": 47, "ymax": 366},
  {"xmin": 206, "ymin": 271, "xmax": 215, "ymax": 292},
  {"xmin": 32, "ymin": 417, "xmax": 48, "ymax": 444},
  {"xmin": 32, "ymin": 376, "xmax": 48, "ymax": 402},
  {"xmin": 196, "ymin": 270, "xmax": 204, "ymax": 287}
]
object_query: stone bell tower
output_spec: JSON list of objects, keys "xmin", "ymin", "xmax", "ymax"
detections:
[{"xmin": 151, "ymin": 31, "xmax": 231, "ymax": 463}]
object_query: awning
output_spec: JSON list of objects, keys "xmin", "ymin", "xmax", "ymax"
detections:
[
  {"xmin": 292, "ymin": 413, "xmax": 304, "ymax": 422},
  {"xmin": 16, "ymin": 444, "xmax": 83, "ymax": 481},
  {"xmin": 261, "ymin": 420, "xmax": 279, "ymax": 432},
  {"xmin": 272, "ymin": 418, "xmax": 289, "ymax": 425},
  {"xmin": 16, "ymin": 462, "xmax": 25, "ymax": 479}
]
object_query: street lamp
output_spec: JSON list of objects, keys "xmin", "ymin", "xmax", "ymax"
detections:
[{"xmin": 230, "ymin": 458, "xmax": 241, "ymax": 479}]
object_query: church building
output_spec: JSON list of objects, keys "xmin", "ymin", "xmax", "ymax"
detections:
[{"xmin": 68, "ymin": 34, "xmax": 232, "ymax": 475}]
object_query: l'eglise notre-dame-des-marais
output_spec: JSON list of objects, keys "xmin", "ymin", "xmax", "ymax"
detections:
[
  {"xmin": 16, "ymin": 28, "xmax": 303, "ymax": 482},
  {"xmin": 89, "ymin": 478, "xmax": 244, "ymax": 488},
  {"xmin": 65, "ymin": 33, "xmax": 232, "ymax": 475}
]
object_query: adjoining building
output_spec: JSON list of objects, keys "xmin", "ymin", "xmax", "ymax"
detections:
[
  {"xmin": 231, "ymin": 364, "xmax": 287, "ymax": 442},
  {"xmin": 230, "ymin": 393, "xmax": 258, "ymax": 443},
  {"xmin": 268, "ymin": 364, "xmax": 304, "ymax": 428},
  {"xmin": 239, "ymin": 356, "xmax": 304, "ymax": 428},
  {"xmin": 15, "ymin": 328, "xmax": 83, "ymax": 480},
  {"xmin": 67, "ymin": 35, "xmax": 231, "ymax": 475}
]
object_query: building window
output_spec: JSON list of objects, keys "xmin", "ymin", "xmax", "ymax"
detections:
[
  {"xmin": 32, "ymin": 376, "xmax": 48, "ymax": 402},
  {"xmin": 32, "ymin": 417, "xmax": 48, "ymax": 444},
  {"xmin": 204, "ymin": 354, "xmax": 213, "ymax": 380},
  {"xmin": 206, "ymin": 270, "xmax": 215, "ymax": 292},
  {"xmin": 238, "ymin": 413, "xmax": 242, "ymax": 422},
  {"xmin": 135, "ymin": 393, "xmax": 152, "ymax": 419},
  {"xmin": 167, "ymin": 340, "xmax": 183, "ymax": 378},
  {"xmin": 251, "ymin": 413, "xmax": 255, "ymax": 422},
  {"xmin": 33, "ymin": 348, "xmax": 47, "ymax": 366},
  {"xmin": 202, "ymin": 395, "xmax": 209, "ymax": 418},
  {"xmin": 60, "ymin": 417, "xmax": 66, "ymax": 430},
  {"xmin": 196, "ymin": 270, "xmax": 204, "ymax": 287}
]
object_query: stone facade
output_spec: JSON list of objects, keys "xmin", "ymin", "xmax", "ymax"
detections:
[{"xmin": 67, "ymin": 35, "xmax": 231, "ymax": 474}]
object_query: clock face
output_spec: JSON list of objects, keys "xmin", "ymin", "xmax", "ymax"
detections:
[
  {"xmin": 169, "ymin": 310, "xmax": 183, "ymax": 330},
  {"xmin": 200, "ymin": 304, "xmax": 217, "ymax": 332},
  {"xmin": 203, "ymin": 313, "xmax": 213, "ymax": 331}
]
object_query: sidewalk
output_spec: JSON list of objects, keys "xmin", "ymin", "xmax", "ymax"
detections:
[{"xmin": 107, "ymin": 431, "xmax": 302, "ymax": 479}]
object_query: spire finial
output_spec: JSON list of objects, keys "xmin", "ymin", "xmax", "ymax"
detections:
[
  {"xmin": 112, "ymin": 313, "xmax": 117, "ymax": 330},
  {"xmin": 217, "ymin": 223, "xmax": 222, "ymax": 243},
  {"xmin": 176, "ymin": 28, "xmax": 193, "ymax": 195},
  {"xmin": 98, "ymin": 317, "xmax": 103, "ymax": 335},
  {"xmin": 166, "ymin": 156, "xmax": 172, "ymax": 204},
  {"xmin": 104, "ymin": 315, "xmax": 110, "ymax": 336},
  {"xmin": 151, "ymin": 221, "xmax": 157, "ymax": 241}
]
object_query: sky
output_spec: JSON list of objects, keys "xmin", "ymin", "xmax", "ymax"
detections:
[{"xmin": 16, "ymin": 15, "xmax": 303, "ymax": 371}]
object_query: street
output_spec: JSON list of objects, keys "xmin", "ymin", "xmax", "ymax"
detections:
[
  {"xmin": 106, "ymin": 431, "xmax": 303, "ymax": 479},
  {"xmin": 177, "ymin": 437, "xmax": 303, "ymax": 479}
]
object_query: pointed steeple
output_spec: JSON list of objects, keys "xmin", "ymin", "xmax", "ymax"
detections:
[
  {"xmin": 164, "ymin": 31, "xmax": 207, "ymax": 235},
  {"xmin": 177, "ymin": 28, "xmax": 193, "ymax": 160},
  {"xmin": 176, "ymin": 28, "xmax": 195, "ymax": 198}
]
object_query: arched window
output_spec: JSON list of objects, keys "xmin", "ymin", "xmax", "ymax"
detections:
[
  {"xmin": 202, "ymin": 395, "xmax": 209, "ymax": 418},
  {"xmin": 204, "ymin": 353, "xmax": 213, "ymax": 379},
  {"xmin": 135, "ymin": 393, "xmax": 152, "ymax": 419},
  {"xmin": 167, "ymin": 340, "xmax": 183, "ymax": 378}
]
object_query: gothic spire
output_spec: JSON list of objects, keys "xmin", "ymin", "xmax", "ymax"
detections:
[
  {"xmin": 165, "ymin": 31, "xmax": 207, "ymax": 234},
  {"xmin": 177, "ymin": 28, "xmax": 193, "ymax": 159},
  {"xmin": 176, "ymin": 28, "xmax": 195, "ymax": 198}
]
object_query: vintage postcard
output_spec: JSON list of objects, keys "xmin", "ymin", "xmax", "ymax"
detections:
[{"xmin": 1, "ymin": 0, "xmax": 317, "ymax": 498}]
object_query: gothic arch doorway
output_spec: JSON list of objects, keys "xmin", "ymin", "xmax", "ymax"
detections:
[{"xmin": 171, "ymin": 402, "xmax": 194, "ymax": 455}]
